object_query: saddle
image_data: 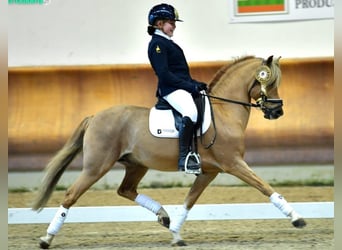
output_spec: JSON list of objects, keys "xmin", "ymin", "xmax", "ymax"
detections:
[
  {"xmin": 149, "ymin": 93, "xmax": 216, "ymax": 174},
  {"xmin": 149, "ymin": 92, "xmax": 211, "ymax": 138}
]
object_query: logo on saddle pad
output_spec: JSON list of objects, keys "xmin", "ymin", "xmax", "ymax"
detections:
[{"xmin": 149, "ymin": 96, "xmax": 211, "ymax": 138}]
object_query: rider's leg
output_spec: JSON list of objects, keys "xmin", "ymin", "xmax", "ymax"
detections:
[
  {"xmin": 177, "ymin": 116, "xmax": 199, "ymax": 171},
  {"xmin": 163, "ymin": 90, "xmax": 200, "ymax": 172},
  {"xmin": 163, "ymin": 89, "xmax": 198, "ymax": 124}
]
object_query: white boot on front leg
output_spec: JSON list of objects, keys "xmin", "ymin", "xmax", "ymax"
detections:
[
  {"xmin": 170, "ymin": 231, "xmax": 186, "ymax": 246},
  {"xmin": 289, "ymin": 210, "xmax": 307, "ymax": 228},
  {"xmin": 269, "ymin": 192, "xmax": 306, "ymax": 228},
  {"xmin": 169, "ymin": 205, "xmax": 189, "ymax": 246}
]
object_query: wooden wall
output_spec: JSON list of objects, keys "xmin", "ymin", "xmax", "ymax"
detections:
[{"xmin": 8, "ymin": 57, "xmax": 333, "ymax": 170}]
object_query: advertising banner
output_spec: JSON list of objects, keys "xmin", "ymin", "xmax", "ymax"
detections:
[{"xmin": 230, "ymin": 0, "xmax": 334, "ymax": 23}]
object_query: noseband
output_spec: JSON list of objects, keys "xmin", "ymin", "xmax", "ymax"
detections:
[{"xmin": 256, "ymin": 94, "xmax": 283, "ymax": 119}]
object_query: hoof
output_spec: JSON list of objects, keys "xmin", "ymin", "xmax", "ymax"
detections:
[
  {"xmin": 158, "ymin": 216, "xmax": 170, "ymax": 229},
  {"xmin": 171, "ymin": 240, "xmax": 187, "ymax": 246},
  {"xmin": 39, "ymin": 235, "xmax": 54, "ymax": 249},
  {"xmin": 292, "ymin": 218, "xmax": 307, "ymax": 228},
  {"xmin": 39, "ymin": 240, "xmax": 50, "ymax": 249}
]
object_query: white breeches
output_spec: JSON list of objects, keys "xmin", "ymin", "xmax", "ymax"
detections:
[{"xmin": 163, "ymin": 89, "xmax": 198, "ymax": 123}]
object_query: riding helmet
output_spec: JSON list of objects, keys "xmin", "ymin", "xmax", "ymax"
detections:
[{"xmin": 148, "ymin": 3, "xmax": 183, "ymax": 25}]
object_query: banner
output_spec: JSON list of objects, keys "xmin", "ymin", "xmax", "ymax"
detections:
[{"xmin": 230, "ymin": 0, "xmax": 334, "ymax": 23}]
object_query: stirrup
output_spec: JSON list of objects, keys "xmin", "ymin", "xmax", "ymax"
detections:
[{"xmin": 184, "ymin": 152, "xmax": 202, "ymax": 175}]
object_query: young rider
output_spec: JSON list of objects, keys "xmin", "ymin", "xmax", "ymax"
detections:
[{"xmin": 147, "ymin": 3, "xmax": 207, "ymax": 174}]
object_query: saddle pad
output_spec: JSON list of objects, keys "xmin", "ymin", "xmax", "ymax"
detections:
[{"xmin": 149, "ymin": 96, "xmax": 211, "ymax": 138}]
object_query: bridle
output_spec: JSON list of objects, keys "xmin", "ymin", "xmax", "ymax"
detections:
[
  {"xmin": 204, "ymin": 60, "xmax": 283, "ymax": 110},
  {"xmin": 252, "ymin": 61, "xmax": 283, "ymax": 119},
  {"xmin": 199, "ymin": 59, "xmax": 283, "ymax": 148}
]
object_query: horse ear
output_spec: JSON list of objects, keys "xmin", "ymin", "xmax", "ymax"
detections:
[{"xmin": 266, "ymin": 55, "xmax": 274, "ymax": 66}]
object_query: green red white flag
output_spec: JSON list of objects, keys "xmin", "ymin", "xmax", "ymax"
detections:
[
  {"xmin": 231, "ymin": 0, "xmax": 333, "ymax": 23},
  {"xmin": 237, "ymin": 0, "xmax": 286, "ymax": 14}
]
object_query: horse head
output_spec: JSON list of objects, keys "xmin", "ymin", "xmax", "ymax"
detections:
[
  {"xmin": 207, "ymin": 55, "xmax": 284, "ymax": 120},
  {"xmin": 253, "ymin": 55, "xmax": 283, "ymax": 120}
]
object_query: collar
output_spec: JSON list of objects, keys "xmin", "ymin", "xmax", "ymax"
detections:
[{"xmin": 154, "ymin": 29, "xmax": 172, "ymax": 40}]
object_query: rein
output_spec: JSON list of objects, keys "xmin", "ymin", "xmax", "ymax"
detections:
[
  {"xmin": 198, "ymin": 82, "xmax": 263, "ymax": 149},
  {"xmin": 202, "ymin": 78, "xmax": 263, "ymax": 108},
  {"xmin": 198, "ymin": 92, "xmax": 260, "ymax": 150},
  {"xmin": 202, "ymin": 93, "xmax": 260, "ymax": 108}
]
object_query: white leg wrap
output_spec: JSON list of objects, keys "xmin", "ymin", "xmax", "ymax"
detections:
[
  {"xmin": 169, "ymin": 205, "xmax": 189, "ymax": 233},
  {"xmin": 135, "ymin": 194, "xmax": 162, "ymax": 214},
  {"xmin": 270, "ymin": 192, "xmax": 293, "ymax": 217},
  {"xmin": 171, "ymin": 231, "xmax": 183, "ymax": 245},
  {"xmin": 47, "ymin": 205, "xmax": 69, "ymax": 235},
  {"xmin": 40, "ymin": 234, "xmax": 54, "ymax": 245},
  {"xmin": 289, "ymin": 210, "xmax": 302, "ymax": 222}
]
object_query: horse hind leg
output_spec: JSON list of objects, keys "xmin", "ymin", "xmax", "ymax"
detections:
[
  {"xmin": 38, "ymin": 170, "xmax": 101, "ymax": 248},
  {"xmin": 117, "ymin": 162, "xmax": 170, "ymax": 229},
  {"xmin": 39, "ymin": 152, "xmax": 118, "ymax": 249},
  {"xmin": 226, "ymin": 159, "xmax": 306, "ymax": 228}
]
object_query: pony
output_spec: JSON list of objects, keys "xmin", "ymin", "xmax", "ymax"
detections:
[{"xmin": 32, "ymin": 55, "xmax": 306, "ymax": 248}]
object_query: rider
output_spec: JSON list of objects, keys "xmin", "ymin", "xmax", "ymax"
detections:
[{"xmin": 147, "ymin": 3, "xmax": 207, "ymax": 173}]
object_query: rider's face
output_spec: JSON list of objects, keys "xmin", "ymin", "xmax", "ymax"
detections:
[{"xmin": 161, "ymin": 20, "xmax": 176, "ymax": 37}]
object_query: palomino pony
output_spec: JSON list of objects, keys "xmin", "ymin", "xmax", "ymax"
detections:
[{"xmin": 32, "ymin": 55, "xmax": 306, "ymax": 248}]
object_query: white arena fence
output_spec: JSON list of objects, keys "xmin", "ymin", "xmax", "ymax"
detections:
[{"xmin": 8, "ymin": 202, "xmax": 333, "ymax": 224}]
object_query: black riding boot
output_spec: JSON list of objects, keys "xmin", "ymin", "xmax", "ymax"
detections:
[{"xmin": 178, "ymin": 116, "xmax": 201, "ymax": 174}]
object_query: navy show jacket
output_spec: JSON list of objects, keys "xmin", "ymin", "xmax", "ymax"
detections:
[{"xmin": 148, "ymin": 34, "xmax": 202, "ymax": 97}]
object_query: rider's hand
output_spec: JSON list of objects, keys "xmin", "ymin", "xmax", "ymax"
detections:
[
  {"xmin": 196, "ymin": 82, "xmax": 208, "ymax": 91},
  {"xmin": 191, "ymin": 82, "xmax": 207, "ymax": 97}
]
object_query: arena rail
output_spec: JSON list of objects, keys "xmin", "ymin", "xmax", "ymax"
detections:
[
  {"xmin": 9, "ymin": 57, "xmax": 334, "ymax": 170},
  {"xmin": 8, "ymin": 202, "xmax": 333, "ymax": 224}
]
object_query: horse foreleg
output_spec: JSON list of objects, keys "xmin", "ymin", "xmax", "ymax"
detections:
[
  {"xmin": 117, "ymin": 165, "xmax": 171, "ymax": 229},
  {"xmin": 169, "ymin": 171, "xmax": 218, "ymax": 246},
  {"xmin": 227, "ymin": 159, "xmax": 306, "ymax": 228},
  {"xmin": 269, "ymin": 192, "xmax": 307, "ymax": 227}
]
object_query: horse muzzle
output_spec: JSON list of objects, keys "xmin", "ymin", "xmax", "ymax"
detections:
[{"xmin": 258, "ymin": 98, "xmax": 284, "ymax": 120}]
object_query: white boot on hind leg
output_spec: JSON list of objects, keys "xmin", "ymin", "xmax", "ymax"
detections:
[
  {"xmin": 39, "ymin": 234, "xmax": 54, "ymax": 249},
  {"xmin": 39, "ymin": 205, "xmax": 69, "ymax": 248}
]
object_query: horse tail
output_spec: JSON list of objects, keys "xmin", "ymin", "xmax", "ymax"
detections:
[{"xmin": 32, "ymin": 116, "xmax": 92, "ymax": 211}]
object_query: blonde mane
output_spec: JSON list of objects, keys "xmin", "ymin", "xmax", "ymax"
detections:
[{"xmin": 208, "ymin": 56, "xmax": 256, "ymax": 92}]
